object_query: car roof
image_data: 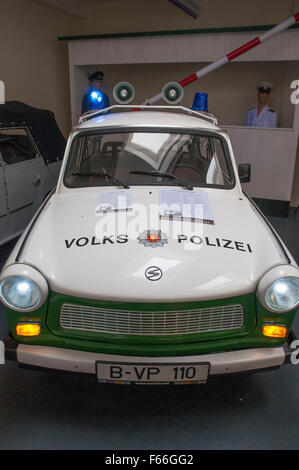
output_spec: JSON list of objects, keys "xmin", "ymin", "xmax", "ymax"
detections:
[{"xmin": 75, "ymin": 110, "xmax": 220, "ymax": 132}]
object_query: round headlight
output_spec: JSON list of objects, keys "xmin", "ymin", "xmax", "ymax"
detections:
[
  {"xmin": 0, "ymin": 276, "xmax": 41, "ymax": 310},
  {"xmin": 265, "ymin": 277, "xmax": 299, "ymax": 312},
  {"xmin": 0, "ymin": 264, "xmax": 48, "ymax": 312},
  {"xmin": 257, "ymin": 265, "xmax": 299, "ymax": 313}
]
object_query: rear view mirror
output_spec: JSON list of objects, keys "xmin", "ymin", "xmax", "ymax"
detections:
[{"xmin": 238, "ymin": 163, "xmax": 251, "ymax": 183}]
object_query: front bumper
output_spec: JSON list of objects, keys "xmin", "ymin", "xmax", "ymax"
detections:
[{"xmin": 3, "ymin": 334, "xmax": 295, "ymax": 378}]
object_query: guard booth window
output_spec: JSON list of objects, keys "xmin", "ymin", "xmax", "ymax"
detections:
[{"xmin": 0, "ymin": 128, "xmax": 38, "ymax": 166}]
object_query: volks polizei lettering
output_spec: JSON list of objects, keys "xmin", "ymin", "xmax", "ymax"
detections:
[
  {"xmin": 65, "ymin": 234, "xmax": 253, "ymax": 253},
  {"xmin": 178, "ymin": 235, "xmax": 253, "ymax": 253},
  {"xmin": 65, "ymin": 234, "xmax": 128, "ymax": 248}
]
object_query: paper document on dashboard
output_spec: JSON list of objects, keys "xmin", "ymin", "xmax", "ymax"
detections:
[
  {"xmin": 96, "ymin": 189, "xmax": 133, "ymax": 213},
  {"xmin": 159, "ymin": 189, "xmax": 214, "ymax": 224}
]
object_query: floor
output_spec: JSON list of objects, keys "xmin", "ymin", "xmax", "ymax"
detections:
[{"xmin": 0, "ymin": 211, "xmax": 298, "ymax": 450}]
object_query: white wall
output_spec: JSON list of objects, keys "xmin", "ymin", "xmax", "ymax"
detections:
[{"xmin": 0, "ymin": 0, "xmax": 94, "ymax": 137}]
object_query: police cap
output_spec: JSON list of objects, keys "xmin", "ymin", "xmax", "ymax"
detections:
[
  {"xmin": 256, "ymin": 81, "xmax": 273, "ymax": 93},
  {"xmin": 88, "ymin": 71, "xmax": 104, "ymax": 81}
]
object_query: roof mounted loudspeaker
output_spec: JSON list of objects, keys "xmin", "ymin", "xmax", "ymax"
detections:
[
  {"xmin": 113, "ymin": 82, "xmax": 135, "ymax": 105},
  {"xmin": 162, "ymin": 82, "xmax": 184, "ymax": 105}
]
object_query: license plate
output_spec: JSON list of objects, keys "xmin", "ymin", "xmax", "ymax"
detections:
[{"xmin": 96, "ymin": 361, "xmax": 210, "ymax": 384}]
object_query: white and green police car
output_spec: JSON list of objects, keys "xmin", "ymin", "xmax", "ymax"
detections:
[{"xmin": 0, "ymin": 104, "xmax": 298, "ymax": 384}]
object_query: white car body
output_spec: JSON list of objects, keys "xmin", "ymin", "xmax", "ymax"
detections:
[{"xmin": 0, "ymin": 106, "xmax": 298, "ymax": 384}]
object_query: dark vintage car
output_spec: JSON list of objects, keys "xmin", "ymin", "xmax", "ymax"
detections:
[{"xmin": 0, "ymin": 101, "xmax": 65, "ymax": 245}]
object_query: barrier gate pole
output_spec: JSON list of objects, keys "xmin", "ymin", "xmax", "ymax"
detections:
[{"xmin": 141, "ymin": 12, "xmax": 299, "ymax": 106}]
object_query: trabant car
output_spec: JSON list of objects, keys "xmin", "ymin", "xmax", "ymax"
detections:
[
  {"xmin": 0, "ymin": 101, "xmax": 65, "ymax": 245},
  {"xmin": 0, "ymin": 105, "xmax": 298, "ymax": 384}
]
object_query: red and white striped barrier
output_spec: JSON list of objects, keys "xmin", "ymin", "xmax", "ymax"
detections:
[{"xmin": 142, "ymin": 12, "xmax": 299, "ymax": 106}]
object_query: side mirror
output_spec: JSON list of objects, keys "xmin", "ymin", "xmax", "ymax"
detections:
[{"xmin": 238, "ymin": 163, "xmax": 251, "ymax": 183}]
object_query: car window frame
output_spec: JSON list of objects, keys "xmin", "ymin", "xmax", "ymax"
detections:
[
  {"xmin": 63, "ymin": 126, "xmax": 236, "ymax": 190},
  {"xmin": 0, "ymin": 126, "xmax": 42, "ymax": 167}
]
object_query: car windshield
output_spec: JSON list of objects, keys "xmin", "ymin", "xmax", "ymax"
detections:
[{"xmin": 64, "ymin": 130, "xmax": 235, "ymax": 189}]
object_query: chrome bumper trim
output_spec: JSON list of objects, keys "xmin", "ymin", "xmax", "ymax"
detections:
[{"xmin": 16, "ymin": 344, "xmax": 286, "ymax": 376}]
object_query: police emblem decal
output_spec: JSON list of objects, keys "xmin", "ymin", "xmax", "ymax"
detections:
[{"xmin": 137, "ymin": 230, "xmax": 168, "ymax": 248}]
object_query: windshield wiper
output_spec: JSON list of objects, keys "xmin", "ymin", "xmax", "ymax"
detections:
[
  {"xmin": 71, "ymin": 171, "xmax": 130, "ymax": 189},
  {"xmin": 130, "ymin": 170, "xmax": 193, "ymax": 190}
]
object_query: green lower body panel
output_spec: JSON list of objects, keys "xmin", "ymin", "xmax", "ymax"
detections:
[{"xmin": 4, "ymin": 291, "xmax": 297, "ymax": 357}]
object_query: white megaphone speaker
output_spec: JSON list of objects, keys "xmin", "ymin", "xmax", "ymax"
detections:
[
  {"xmin": 162, "ymin": 82, "xmax": 184, "ymax": 105},
  {"xmin": 113, "ymin": 82, "xmax": 135, "ymax": 104}
]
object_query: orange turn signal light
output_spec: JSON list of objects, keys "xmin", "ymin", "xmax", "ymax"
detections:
[
  {"xmin": 16, "ymin": 323, "xmax": 41, "ymax": 337},
  {"xmin": 262, "ymin": 324, "xmax": 287, "ymax": 338}
]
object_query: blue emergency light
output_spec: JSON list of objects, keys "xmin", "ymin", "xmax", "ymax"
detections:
[
  {"xmin": 90, "ymin": 90, "xmax": 103, "ymax": 103},
  {"xmin": 192, "ymin": 92, "xmax": 208, "ymax": 112}
]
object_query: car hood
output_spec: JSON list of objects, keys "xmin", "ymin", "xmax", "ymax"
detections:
[{"xmin": 18, "ymin": 187, "xmax": 286, "ymax": 302}]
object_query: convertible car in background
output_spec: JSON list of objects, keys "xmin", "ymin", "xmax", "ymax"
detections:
[{"xmin": 0, "ymin": 101, "xmax": 66, "ymax": 245}]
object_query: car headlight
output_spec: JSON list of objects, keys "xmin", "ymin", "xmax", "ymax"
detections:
[
  {"xmin": 1, "ymin": 276, "xmax": 41, "ymax": 309},
  {"xmin": 265, "ymin": 278, "xmax": 299, "ymax": 312},
  {"xmin": 0, "ymin": 264, "xmax": 48, "ymax": 312},
  {"xmin": 257, "ymin": 265, "xmax": 299, "ymax": 313}
]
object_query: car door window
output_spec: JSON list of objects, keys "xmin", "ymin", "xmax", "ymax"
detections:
[{"xmin": 0, "ymin": 128, "xmax": 38, "ymax": 165}]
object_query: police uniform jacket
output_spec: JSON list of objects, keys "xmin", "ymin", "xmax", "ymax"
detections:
[{"xmin": 246, "ymin": 105, "xmax": 277, "ymax": 128}]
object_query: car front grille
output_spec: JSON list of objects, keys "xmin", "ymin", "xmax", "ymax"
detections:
[{"xmin": 59, "ymin": 303, "xmax": 244, "ymax": 336}]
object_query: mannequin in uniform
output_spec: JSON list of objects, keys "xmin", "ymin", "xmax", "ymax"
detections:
[
  {"xmin": 246, "ymin": 82, "xmax": 277, "ymax": 128},
  {"xmin": 81, "ymin": 71, "xmax": 110, "ymax": 115}
]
